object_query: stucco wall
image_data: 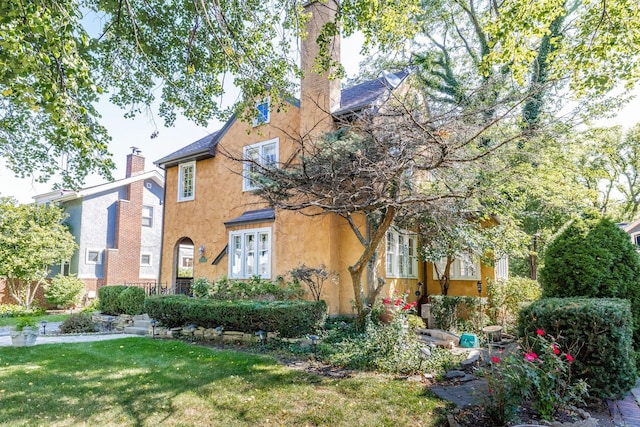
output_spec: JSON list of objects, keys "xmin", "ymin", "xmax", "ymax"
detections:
[{"xmin": 140, "ymin": 179, "xmax": 164, "ymax": 279}]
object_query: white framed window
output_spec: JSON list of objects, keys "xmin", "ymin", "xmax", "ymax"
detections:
[
  {"xmin": 86, "ymin": 249, "xmax": 102, "ymax": 265},
  {"xmin": 60, "ymin": 260, "xmax": 70, "ymax": 276},
  {"xmin": 243, "ymin": 138, "xmax": 279, "ymax": 191},
  {"xmin": 253, "ymin": 97, "xmax": 270, "ymax": 126},
  {"xmin": 178, "ymin": 161, "xmax": 195, "ymax": 202},
  {"xmin": 433, "ymin": 254, "xmax": 481, "ymax": 280},
  {"xmin": 385, "ymin": 228, "xmax": 418, "ymax": 278},
  {"xmin": 634, "ymin": 234, "xmax": 640, "ymax": 248},
  {"xmin": 142, "ymin": 205, "xmax": 153, "ymax": 227},
  {"xmin": 229, "ymin": 227, "xmax": 271, "ymax": 279},
  {"xmin": 140, "ymin": 253, "xmax": 152, "ymax": 266}
]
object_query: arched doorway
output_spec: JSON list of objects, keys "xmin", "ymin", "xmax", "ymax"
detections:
[{"xmin": 173, "ymin": 237, "xmax": 194, "ymax": 295}]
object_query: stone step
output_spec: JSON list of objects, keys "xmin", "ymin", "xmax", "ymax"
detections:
[
  {"xmin": 123, "ymin": 326, "xmax": 150, "ymax": 336},
  {"xmin": 132, "ymin": 320, "xmax": 153, "ymax": 329}
]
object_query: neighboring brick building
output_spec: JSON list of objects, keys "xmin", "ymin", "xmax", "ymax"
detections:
[{"xmin": 34, "ymin": 151, "xmax": 164, "ymax": 297}]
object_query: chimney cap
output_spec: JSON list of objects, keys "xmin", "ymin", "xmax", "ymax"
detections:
[{"xmin": 130, "ymin": 146, "xmax": 142, "ymax": 155}]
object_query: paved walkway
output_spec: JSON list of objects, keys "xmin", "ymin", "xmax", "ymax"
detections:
[{"xmin": 430, "ymin": 376, "xmax": 640, "ymax": 426}]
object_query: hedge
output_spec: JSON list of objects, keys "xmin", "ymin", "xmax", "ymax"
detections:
[
  {"xmin": 144, "ymin": 295, "xmax": 327, "ymax": 338},
  {"xmin": 518, "ymin": 297, "xmax": 637, "ymax": 399},
  {"xmin": 98, "ymin": 286, "xmax": 128, "ymax": 315}
]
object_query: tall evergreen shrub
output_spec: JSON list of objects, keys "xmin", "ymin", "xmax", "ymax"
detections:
[{"xmin": 539, "ymin": 214, "xmax": 640, "ymax": 344}]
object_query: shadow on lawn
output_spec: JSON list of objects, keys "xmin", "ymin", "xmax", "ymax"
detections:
[{"xmin": 0, "ymin": 338, "xmax": 324, "ymax": 427}]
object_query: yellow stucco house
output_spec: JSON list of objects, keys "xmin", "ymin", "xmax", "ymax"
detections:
[{"xmin": 154, "ymin": 1, "xmax": 507, "ymax": 315}]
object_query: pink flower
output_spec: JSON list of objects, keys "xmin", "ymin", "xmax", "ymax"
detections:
[
  {"xmin": 536, "ymin": 329, "xmax": 545, "ymax": 336},
  {"xmin": 382, "ymin": 298, "xmax": 391, "ymax": 305},
  {"xmin": 524, "ymin": 352, "xmax": 538, "ymax": 362},
  {"xmin": 566, "ymin": 354, "xmax": 574, "ymax": 363},
  {"xmin": 552, "ymin": 344, "xmax": 560, "ymax": 355},
  {"xmin": 394, "ymin": 299, "xmax": 402, "ymax": 306},
  {"xmin": 491, "ymin": 356, "xmax": 500, "ymax": 364},
  {"xmin": 411, "ymin": 301, "xmax": 417, "ymax": 307}
]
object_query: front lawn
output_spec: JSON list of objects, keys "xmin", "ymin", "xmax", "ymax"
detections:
[{"xmin": 0, "ymin": 338, "xmax": 448, "ymax": 426}]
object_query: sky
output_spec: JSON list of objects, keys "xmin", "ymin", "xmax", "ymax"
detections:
[{"xmin": 0, "ymin": 36, "xmax": 639, "ymax": 203}]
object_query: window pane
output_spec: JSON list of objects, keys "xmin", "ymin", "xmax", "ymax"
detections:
[
  {"xmin": 142, "ymin": 206, "xmax": 153, "ymax": 227},
  {"xmin": 262, "ymin": 143, "xmax": 276, "ymax": 166},
  {"xmin": 232, "ymin": 235, "xmax": 242, "ymax": 276},
  {"xmin": 245, "ymin": 234, "xmax": 255, "ymax": 276},
  {"xmin": 258, "ymin": 232, "xmax": 269, "ymax": 275},
  {"xmin": 141, "ymin": 254, "xmax": 151, "ymax": 266},
  {"xmin": 180, "ymin": 164, "xmax": 195, "ymax": 199}
]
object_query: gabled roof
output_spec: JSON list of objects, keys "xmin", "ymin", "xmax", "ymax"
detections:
[
  {"xmin": 155, "ymin": 116, "xmax": 237, "ymax": 168},
  {"xmin": 155, "ymin": 69, "xmax": 411, "ymax": 168},
  {"xmin": 33, "ymin": 170, "xmax": 164, "ymax": 204},
  {"xmin": 334, "ymin": 70, "xmax": 410, "ymax": 116}
]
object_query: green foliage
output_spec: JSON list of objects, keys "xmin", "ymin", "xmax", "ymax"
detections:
[
  {"xmin": 59, "ymin": 313, "xmax": 97, "ymax": 334},
  {"xmin": 539, "ymin": 215, "xmax": 640, "ymax": 344},
  {"xmin": 208, "ymin": 275, "xmax": 303, "ymax": 301},
  {"xmin": 481, "ymin": 329, "xmax": 588, "ymax": 424},
  {"xmin": 15, "ymin": 317, "xmax": 36, "ymax": 331},
  {"xmin": 486, "ymin": 277, "xmax": 541, "ymax": 333},
  {"xmin": 44, "ymin": 275, "xmax": 85, "ymax": 308},
  {"xmin": 117, "ymin": 287, "xmax": 146, "ymax": 315},
  {"xmin": 191, "ymin": 277, "xmax": 210, "ymax": 299},
  {"xmin": 519, "ymin": 298, "xmax": 637, "ymax": 399},
  {"xmin": 429, "ymin": 295, "xmax": 482, "ymax": 333},
  {"xmin": 321, "ymin": 318, "xmax": 462, "ymax": 375},
  {"xmin": 0, "ymin": 198, "xmax": 77, "ymax": 308},
  {"xmin": 144, "ymin": 296, "xmax": 327, "ymax": 338},
  {"xmin": 0, "ymin": 304, "xmax": 45, "ymax": 318},
  {"xmin": 98, "ymin": 286, "xmax": 128, "ymax": 315}
]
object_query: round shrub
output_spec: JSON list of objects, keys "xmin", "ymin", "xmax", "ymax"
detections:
[
  {"xmin": 539, "ymin": 214, "xmax": 640, "ymax": 344},
  {"xmin": 60, "ymin": 313, "xmax": 97, "ymax": 334},
  {"xmin": 98, "ymin": 286, "xmax": 128, "ymax": 315},
  {"xmin": 117, "ymin": 286, "xmax": 146, "ymax": 315},
  {"xmin": 45, "ymin": 274, "xmax": 85, "ymax": 308},
  {"xmin": 192, "ymin": 277, "xmax": 210, "ymax": 298}
]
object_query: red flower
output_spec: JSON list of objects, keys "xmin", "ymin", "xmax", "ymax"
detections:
[
  {"xmin": 491, "ymin": 356, "xmax": 500, "ymax": 364},
  {"xmin": 536, "ymin": 329, "xmax": 545, "ymax": 336},
  {"xmin": 382, "ymin": 298, "xmax": 391, "ymax": 305},
  {"xmin": 552, "ymin": 344, "xmax": 560, "ymax": 355},
  {"xmin": 566, "ymin": 354, "xmax": 574, "ymax": 363},
  {"xmin": 524, "ymin": 352, "xmax": 538, "ymax": 362},
  {"xmin": 411, "ymin": 301, "xmax": 417, "ymax": 307},
  {"xmin": 394, "ymin": 299, "xmax": 402, "ymax": 306},
  {"xmin": 402, "ymin": 304, "xmax": 412, "ymax": 311}
]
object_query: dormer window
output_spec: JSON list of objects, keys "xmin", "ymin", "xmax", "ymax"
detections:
[{"xmin": 253, "ymin": 97, "xmax": 270, "ymax": 127}]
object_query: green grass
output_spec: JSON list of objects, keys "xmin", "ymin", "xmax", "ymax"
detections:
[
  {"xmin": 0, "ymin": 313, "xmax": 70, "ymax": 327},
  {"xmin": 0, "ymin": 338, "xmax": 449, "ymax": 426}
]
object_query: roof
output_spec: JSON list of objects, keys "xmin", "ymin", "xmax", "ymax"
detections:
[
  {"xmin": 154, "ymin": 116, "xmax": 236, "ymax": 168},
  {"xmin": 224, "ymin": 208, "xmax": 276, "ymax": 227},
  {"xmin": 155, "ymin": 69, "xmax": 410, "ymax": 167},
  {"xmin": 33, "ymin": 170, "xmax": 164, "ymax": 204}
]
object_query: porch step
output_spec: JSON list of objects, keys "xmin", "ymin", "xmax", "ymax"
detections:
[
  {"xmin": 123, "ymin": 316, "xmax": 155, "ymax": 336},
  {"xmin": 123, "ymin": 326, "xmax": 150, "ymax": 336}
]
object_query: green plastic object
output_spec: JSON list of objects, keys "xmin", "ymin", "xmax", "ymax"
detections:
[{"xmin": 459, "ymin": 333, "xmax": 479, "ymax": 348}]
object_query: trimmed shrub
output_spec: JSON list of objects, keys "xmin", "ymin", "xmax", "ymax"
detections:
[
  {"xmin": 539, "ymin": 215, "xmax": 640, "ymax": 344},
  {"xmin": 59, "ymin": 313, "xmax": 97, "ymax": 334},
  {"xmin": 144, "ymin": 295, "xmax": 327, "ymax": 338},
  {"xmin": 518, "ymin": 297, "xmax": 636, "ymax": 399},
  {"xmin": 44, "ymin": 274, "xmax": 85, "ymax": 308},
  {"xmin": 98, "ymin": 286, "xmax": 128, "ymax": 315},
  {"xmin": 208, "ymin": 275, "xmax": 304, "ymax": 301},
  {"xmin": 117, "ymin": 287, "xmax": 145, "ymax": 315}
]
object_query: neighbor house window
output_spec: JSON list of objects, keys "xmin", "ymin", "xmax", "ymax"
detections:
[
  {"xmin": 243, "ymin": 138, "xmax": 278, "ymax": 191},
  {"xmin": 86, "ymin": 249, "xmax": 102, "ymax": 265},
  {"xmin": 385, "ymin": 229, "xmax": 418, "ymax": 278},
  {"xmin": 142, "ymin": 205, "xmax": 153, "ymax": 227},
  {"xmin": 253, "ymin": 97, "xmax": 270, "ymax": 126},
  {"xmin": 140, "ymin": 253, "xmax": 152, "ymax": 266},
  {"xmin": 433, "ymin": 254, "xmax": 481, "ymax": 280},
  {"xmin": 229, "ymin": 227, "xmax": 271, "ymax": 279},
  {"xmin": 178, "ymin": 161, "xmax": 195, "ymax": 202}
]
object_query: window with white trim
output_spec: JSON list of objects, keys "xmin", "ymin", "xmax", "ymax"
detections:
[
  {"xmin": 433, "ymin": 254, "xmax": 481, "ymax": 280},
  {"xmin": 243, "ymin": 138, "xmax": 278, "ymax": 191},
  {"xmin": 178, "ymin": 161, "xmax": 195, "ymax": 202},
  {"xmin": 229, "ymin": 228, "xmax": 271, "ymax": 279},
  {"xmin": 140, "ymin": 253, "xmax": 152, "ymax": 266},
  {"xmin": 253, "ymin": 97, "xmax": 270, "ymax": 126},
  {"xmin": 86, "ymin": 249, "xmax": 102, "ymax": 265},
  {"xmin": 385, "ymin": 229, "xmax": 418, "ymax": 278},
  {"xmin": 142, "ymin": 205, "xmax": 153, "ymax": 227}
]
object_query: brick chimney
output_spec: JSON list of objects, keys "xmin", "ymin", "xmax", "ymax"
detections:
[
  {"xmin": 300, "ymin": 0, "xmax": 341, "ymax": 137},
  {"xmin": 126, "ymin": 147, "xmax": 145, "ymax": 178}
]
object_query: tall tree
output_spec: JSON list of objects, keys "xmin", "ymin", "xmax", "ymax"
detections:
[
  {"xmin": 0, "ymin": 198, "xmax": 77, "ymax": 308},
  {"xmin": 2, "ymin": 0, "xmax": 639, "ymax": 189}
]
